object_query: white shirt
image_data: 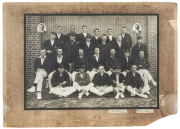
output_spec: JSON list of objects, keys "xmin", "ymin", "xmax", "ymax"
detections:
[
  {"xmin": 57, "ymin": 33, "xmax": 61, "ymax": 39},
  {"xmin": 57, "ymin": 56, "xmax": 63, "ymax": 64},
  {"xmin": 126, "ymin": 57, "xmax": 129, "ymax": 63},
  {"xmin": 86, "ymin": 41, "xmax": 90, "ymax": 47},
  {"xmin": 116, "ymin": 74, "xmax": 120, "ymax": 84},
  {"xmin": 39, "ymin": 56, "xmax": 46, "ymax": 65},
  {"xmin": 122, "ymin": 33, "xmax": 125, "ymax": 38},
  {"xmin": 50, "ymin": 40, "xmax": 55, "ymax": 46},
  {"xmin": 83, "ymin": 32, "xmax": 87, "ymax": 37},
  {"xmin": 95, "ymin": 36, "xmax": 99, "ymax": 40},
  {"xmin": 94, "ymin": 54, "xmax": 99, "ymax": 62},
  {"xmin": 117, "ymin": 41, "xmax": 122, "ymax": 48},
  {"xmin": 108, "ymin": 35, "xmax": 112, "ymax": 41},
  {"xmin": 100, "ymin": 73, "xmax": 104, "ymax": 76}
]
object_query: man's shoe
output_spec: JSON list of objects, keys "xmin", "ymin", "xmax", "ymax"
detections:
[
  {"xmin": 27, "ymin": 86, "xmax": 35, "ymax": 93},
  {"xmin": 37, "ymin": 92, "xmax": 42, "ymax": 100},
  {"xmin": 78, "ymin": 93, "xmax": 83, "ymax": 99},
  {"xmin": 85, "ymin": 92, "xmax": 90, "ymax": 96},
  {"xmin": 120, "ymin": 93, "xmax": 125, "ymax": 98},
  {"xmin": 139, "ymin": 94, "xmax": 148, "ymax": 99},
  {"xmin": 152, "ymin": 81, "xmax": 157, "ymax": 86},
  {"xmin": 115, "ymin": 93, "xmax": 120, "ymax": 99}
]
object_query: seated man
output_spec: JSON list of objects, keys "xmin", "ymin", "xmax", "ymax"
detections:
[
  {"xmin": 105, "ymin": 48, "xmax": 121, "ymax": 76},
  {"xmin": 73, "ymin": 65, "xmax": 93, "ymax": 99},
  {"xmin": 89, "ymin": 65, "xmax": 114, "ymax": 96},
  {"xmin": 110, "ymin": 66, "xmax": 126, "ymax": 99},
  {"xmin": 135, "ymin": 50, "xmax": 157, "ymax": 94},
  {"xmin": 124, "ymin": 65, "xmax": 148, "ymax": 98},
  {"xmin": 49, "ymin": 64, "xmax": 76, "ymax": 97},
  {"xmin": 27, "ymin": 48, "xmax": 50, "ymax": 100}
]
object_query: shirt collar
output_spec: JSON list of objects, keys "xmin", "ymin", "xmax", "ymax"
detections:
[
  {"xmin": 39, "ymin": 55, "xmax": 46, "ymax": 59},
  {"xmin": 57, "ymin": 55, "xmax": 63, "ymax": 59}
]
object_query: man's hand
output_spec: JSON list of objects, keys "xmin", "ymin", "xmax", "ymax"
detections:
[
  {"xmin": 126, "ymin": 70, "xmax": 130, "ymax": 72},
  {"xmin": 47, "ymin": 50, "xmax": 52, "ymax": 53},
  {"xmin": 92, "ymin": 68, "xmax": 97, "ymax": 72}
]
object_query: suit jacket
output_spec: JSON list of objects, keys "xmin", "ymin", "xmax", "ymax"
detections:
[
  {"xmin": 51, "ymin": 71, "xmax": 70, "ymax": 87},
  {"xmin": 121, "ymin": 33, "xmax": 132, "ymax": 51},
  {"xmin": 55, "ymin": 33, "xmax": 66, "ymax": 47},
  {"xmin": 42, "ymin": 39, "xmax": 58, "ymax": 57},
  {"xmin": 135, "ymin": 57, "xmax": 150, "ymax": 70},
  {"xmin": 89, "ymin": 54, "xmax": 104, "ymax": 71},
  {"xmin": 110, "ymin": 73, "xmax": 126, "ymax": 87},
  {"xmin": 34, "ymin": 57, "xmax": 51, "ymax": 74},
  {"xmin": 107, "ymin": 36, "xmax": 116, "ymax": 44},
  {"xmin": 92, "ymin": 72, "xmax": 110, "ymax": 86},
  {"xmin": 91, "ymin": 36, "xmax": 102, "ymax": 47},
  {"xmin": 83, "ymin": 42, "xmax": 95, "ymax": 58},
  {"xmin": 124, "ymin": 71, "xmax": 143, "ymax": 89},
  {"xmin": 131, "ymin": 43, "xmax": 148, "ymax": 63},
  {"xmin": 77, "ymin": 33, "xmax": 91, "ymax": 47},
  {"xmin": 73, "ymin": 56, "xmax": 89, "ymax": 71},
  {"xmin": 63, "ymin": 41, "xmax": 79, "ymax": 63},
  {"xmin": 98, "ymin": 42, "xmax": 111, "ymax": 57},
  {"xmin": 121, "ymin": 56, "xmax": 133, "ymax": 72},
  {"xmin": 111, "ymin": 41, "xmax": 124, "ymax": 59},
  {"xmin": 51, "ymin": 56, "xmax": 70, "ymax": 72},
  {"xmin": 105, "ymin": 56, "xmax": 121, "ymax": 71},
  {"xmin": 66, "ymin": 32, "xmax": 78, "ymax": 42},
  {"xmin": 75, "ymin": 72, "xmax": 90, "ymax": 86}
]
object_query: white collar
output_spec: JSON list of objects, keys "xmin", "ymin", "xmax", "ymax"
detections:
[
  {"xmin": 83, "ymin": 32, "xmax": 87, "ymax": 35},
  {"xmin": 117, "ymin": 41, "xmax": 122, "ymax": 44},
  {"xmin": 94, "ymin": 54, "xmax": 99, "ymax": 56},
  {"xmin": 86, "ymin": 41, "xmax": 90, "ymax": 44},
  {"xmin": 39, "ymin": 55, "xmax": 46, "ymax": 59},
  {"xmin": 57, "ymin": 55, "xmax": 63, "ymax": 59}
]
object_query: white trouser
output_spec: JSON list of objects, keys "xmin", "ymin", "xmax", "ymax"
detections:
[
  {"xmin": 90, "ymin": 85, "xmax": 114, "ymax": 96},
  {"xmin": 73, "ymin": 82, "xmax": 93, "ymax": 92},
  {"xmin": 50, "ymin": 86, "xmax": 76, "ymax": 97},
  {"xmin": 114, "ymin": 83, "xmax": 126, "ymax": 93},
  {"xmin": 138, "ymin": 69, "xmax": 154, "ymax": 82},
  {"xmin": 34, "ymin": 70, "xmax": 47, "ymax": 92}
]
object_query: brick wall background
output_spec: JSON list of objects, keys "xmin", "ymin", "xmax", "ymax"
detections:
[
  {"xmin": 25, "ymin": 15, "xmax": 157, "ymax": 83},
  {"xmin": 25, "ymin": 15, "xmax": 42, "ymax": 84}
]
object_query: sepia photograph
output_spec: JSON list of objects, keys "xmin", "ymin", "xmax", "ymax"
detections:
[{"xmin": 25, "ymin": 14, "xmax": 159, "ymax": 109}]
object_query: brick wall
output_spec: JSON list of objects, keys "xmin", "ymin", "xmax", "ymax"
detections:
[
  {"xmin": 25, "ymin": 15, "xmax": 42, "ymax": 84},
  {"xmin": 147, "ymin": 16, "xmax": 157, "ymax": 79}
]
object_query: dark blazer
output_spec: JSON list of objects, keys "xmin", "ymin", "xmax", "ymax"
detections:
[
  {"xmin": 66, "ymin": 32, "xmax": 78, "ymax": 42},
  {"xmin": 124, "ymin": 71, "xmax": 143, "ymax": 89},
  {"xmin": 105, "ymin": 56, "xmax": 121, "ymax": 71},
  {"xmin": 107, "ymin": 36, "xmax": 116, "ymax": 44},
  {"xmin": 42, "ymin": 39, "xmax": 58, "ymax": 57},
  {"xmin": 51, "ymin": 56, "xmax": 70, "ymax": 72},
  {"xmin": 121, "ymin": 56, "xmax": 133, "ymax": 72},
  {"xmin": 131, "ymin": 43, "xmax": 148, "ymax": 63},
  {"xmin": 51, "ymin": 71, "xmax": 70, "ymax": 87},
  {"xmin": 135, "ymin": 57, "xmax": 150, "ymax": 70},
  {"xmin": 63, "ymin": 41, "xmax": 79, "ymax": 63},
  {"xmin": 110, "ymin": 73, "xmax": 126, "ymax": 87},
  {"xmin": 98, "ymin": 42, "xmax": 111, "ymax": 57},
  {"xmin": 83, "ymin": 42, "xmax": 95, "ymax": 58},
  {"xmin": 77, "ymin": 33, "xmax": 91, "ymax": 46},
  {"xmin": 55, "ymin": 33, "xmax": 66, "ymax": 47},
  {"xmin": 89, "ymin": 54, "xmax": 104, "ymax": 71},
  {"xmin": 91, "ymin": 36, "xmax": 102, "ymax": 47},
  {"xmin": 92, "ymin": 72, "xmax": 110, "ymax": 86},
  {"xmin": 75, "ymin": 72, "xmax": 90, "ymax": 86},
  {"xmin": 34, "ymin": 57, "xmax": 51, "ymax": 74},
  {"xmin": 73, "ymin": 56, "xmax": 89, "ymax": 71},
  {"xmin": 121, "ymin": 33, "xmax": 132, "ymax": 51},
  {"xmin": 111, "ymin": 41, "xmax": 124, "ymax": 59}
]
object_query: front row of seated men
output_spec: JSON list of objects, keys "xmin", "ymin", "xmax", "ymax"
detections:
[{"xmin": 27, "ymin": 47, "xmax": 156, "ymax": 100}]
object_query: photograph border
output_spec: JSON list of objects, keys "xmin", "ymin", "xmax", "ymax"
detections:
[{"xmin": 24, "ymin": 13, "xmax": 159, "ymax": 110}]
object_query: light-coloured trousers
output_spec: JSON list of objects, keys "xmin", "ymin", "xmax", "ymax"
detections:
[
  {"xmin": 89, "ymin": 85, "xmax": 114, "ymax": 96},
  {"xmin": 73, "ymin": 82, "xmax": 93, "ymax": 92}
]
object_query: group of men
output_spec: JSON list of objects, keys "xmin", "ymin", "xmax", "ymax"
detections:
[{"xmin": 27, "ymin": 25, "xmax": 157, "ymax": 100}]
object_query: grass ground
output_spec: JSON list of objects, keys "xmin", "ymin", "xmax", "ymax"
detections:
[{"xmin": 25, "ymin": 81, "xmax": 157, "ymax": 109}]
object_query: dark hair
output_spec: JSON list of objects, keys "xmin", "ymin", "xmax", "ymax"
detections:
[
  {"xmin": 51, "ymin": 31, "xmax": 57, "ymax": 35},
  {"xmin": 82, "ymin": 25, "xmax": 87, "ymax": 29},
  {"xmin": 41, "ymin": 48, "xmax": 46, "ymax": 51},
  {"xmin": 70, "ymin": 25, "xmax": 75, "ymax": 28},
  {"xmin": 94, "ymin": 28, "xmax": 99, "ymax": 32},
  {"xmin": 94, "ymin": 47, "xmax": 100, "ymax": 50},
  {"xmin": 57, "ymin": 64, "xmax": 64, "ymax": 69},
  {"xmin": 102, "ymin": 34, "xmax": 107, "ymax": 37},
  {"xmin": 137, "ymin": 36, "xmax": 142, "ymax": 40},
  {"xmin": 139, "ymin": 50, "xmax": 144, "ymax": 53},
  {"xmin": 107, "ymin": 29, "xmax": 112, "ymax": 32},
  {"xmin": 122, "ymin": 27, "xmax": 127, "ymax": 29},
  {"xmin": 57, "ymin": 47, "xmax": 63, "ymax": 51},
  {"xmin": 56, "ymin": 26, "xmax": 62, "ymax": 29},
  {"xmin": 79, "ymin": 48, "xmax": 84, "ymax": 51},
  {"xmin": 99, "ymin": 65, "xmax": 105, "ymax": 68}
]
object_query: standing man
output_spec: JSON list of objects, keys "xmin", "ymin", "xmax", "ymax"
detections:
[
  {"xmin": 73, "ymin": 65, "xmax": 93, "ymax": 99},
  {"xmin": 55, "ymin": 26, "xmax": 66, "ymax": 48},
  {"xmin": 121, "ymin": 27, "xmax": 132, "ymax": 51},
  {"xmin": 66, "ymin": 25, "xmax": 78, "ymax": 42},
  {"xmin": 106, "ymin": 29, "xmax": 116, "ymax": 44},
  {"xmin": 124, "ymin": 65, "xmax": 148, "ymax": 98},
  {"xmin": 83, "ymin": 36, "xmax": 95, "ymax": 58},
  {"xmin": 42, "ymin": 31, "xmax": 58, "ymax": 59},
  {"xmin": 112, "ymin": 34, "xmax": 124, "ymax": 59},
  {"xmin": 131, "ymin": 36, "xmax": 148, "ymax": 63},
  {"xmin": 77, "ymin": 25, "xmax": 91, "ymax": 47},
  {"xmin": 105, "ymin": 48, "xmax": 121, "ymax": 76},
  {"xmin": 110, "ymin": 66, "xmax": 126, "ymax": 99},
  {"xmin": 49, "ymin": 64, "xmax": 76, "ymax": 97},
  {"xmin": 91, "ymin": 28, "xmax": 102, "ymax": 47},
  {"xmin": 89, "ymin": 65, "xmax": 114, "ymax": 96},
  {"xmin": 27, "ymin": 48, "xmax": 51, "ymax": 100}
]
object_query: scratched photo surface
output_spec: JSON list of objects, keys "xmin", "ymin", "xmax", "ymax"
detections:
[{"xmin": 25, "ymin": 14, "xmax": 158, "ymax": 109}]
